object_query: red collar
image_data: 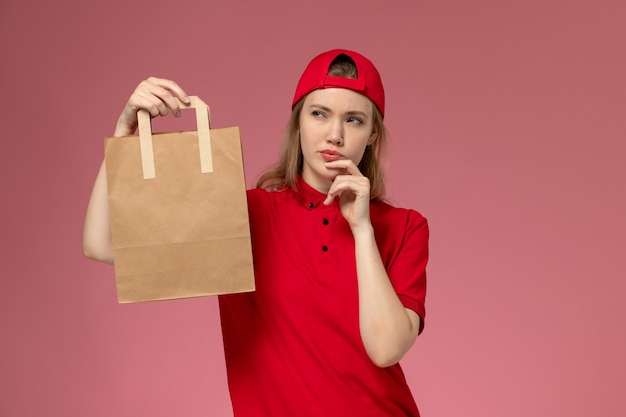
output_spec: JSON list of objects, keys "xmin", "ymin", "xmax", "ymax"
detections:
[{"xmin": 294, "ymin": 176, "xmax": 329, "ymax": 209}]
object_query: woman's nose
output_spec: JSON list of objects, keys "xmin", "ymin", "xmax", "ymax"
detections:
[{"xmin": 326, "ymin": 120, "xmax": 344, "ymax": 145}]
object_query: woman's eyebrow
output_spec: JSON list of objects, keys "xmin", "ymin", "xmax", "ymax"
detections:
[
  {"xmin": 309, "ymin": 104, "xmax": 369, "ymax": 118},
  {"xmin": 309, "ymin": 104, "xmax": 332, "ymax": 112},
  {"xmin": 346, "ymin": 110, "xmax": 368, "ymax": 118}
]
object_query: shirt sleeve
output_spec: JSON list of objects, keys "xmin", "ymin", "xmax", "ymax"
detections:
[{"xmin": 385, "ymin": 210, "xmax": 429, "ymax": 334}]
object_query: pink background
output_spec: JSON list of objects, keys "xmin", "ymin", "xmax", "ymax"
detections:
[{"xmin": 1, "ymin": 0, "xmax": 625, "ymax": 416}]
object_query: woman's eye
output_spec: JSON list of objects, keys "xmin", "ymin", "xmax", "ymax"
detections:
[
  {"xmin": 312, "ymin": 110, "xmax": 324, "ymax": 117},
  {"xmin": 347, "ymin": 117, "xmax": 363, "ymax": 125}
]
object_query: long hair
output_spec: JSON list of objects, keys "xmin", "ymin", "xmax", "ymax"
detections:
[{"xmin": 256, "ymin": 55, "xmax": 389, "ymax": 201}]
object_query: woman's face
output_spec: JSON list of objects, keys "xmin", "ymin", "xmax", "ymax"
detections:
[{"xmin": 299, "ymin": 88, "xmax": 375, "ymax": 193}]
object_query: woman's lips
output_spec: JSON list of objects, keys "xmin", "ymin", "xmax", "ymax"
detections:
[{"xmin": 320, "ymin": 150, "xmax": 344, "ymax": 162}]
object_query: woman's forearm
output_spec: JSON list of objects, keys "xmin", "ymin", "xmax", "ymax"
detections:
[
  {"xmin": 354, "ymin": 225, "xmax": 420, "ymax": 367},
  {"xmin": 82, "ymin": 160, "xmax": 114, "ymax": 264}
]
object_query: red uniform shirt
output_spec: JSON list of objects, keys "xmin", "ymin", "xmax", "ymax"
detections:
[{"xmin": 219, "ymin": 177, "xmax": 429, "ymax": 416}]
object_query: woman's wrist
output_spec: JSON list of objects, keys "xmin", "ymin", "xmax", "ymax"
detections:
[
  {"xmin": 351, "ymin": 222, "xmax": 375, "ymax": 240},
  {"xmin": 113, "ymin": 115, "xmax": 136, "ymax": 137}
]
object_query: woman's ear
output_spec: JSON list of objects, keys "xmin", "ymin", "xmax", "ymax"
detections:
[{"xmin": 368, "ymin": 129, "xmax": 378, "ymax": 145}]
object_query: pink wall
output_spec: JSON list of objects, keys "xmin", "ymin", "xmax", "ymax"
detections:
[{"xmin": 1, "ymin": 0, "xmax": 624, "ymax": 416}]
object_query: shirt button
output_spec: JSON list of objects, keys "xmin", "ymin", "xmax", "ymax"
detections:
[
  {"xmin": 323, "ymin": 218, "xmax": 329, "ymax": 226},
  {"xmin": 308, "ymin": 202, "xmax": 314, "ymax": 208},
  {"xmin": 322, "ymin": 245, "xmax": 328, "ymax": 252}
]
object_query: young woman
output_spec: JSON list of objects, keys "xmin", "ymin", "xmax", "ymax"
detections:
[{"xmin": 83, "ymin": 49, "xmax": 429, "ymax": 416}]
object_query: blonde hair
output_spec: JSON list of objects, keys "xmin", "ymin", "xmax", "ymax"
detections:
[{"xmin": 256, "ymin": 55, "xmax": 389, "ymax": 200}]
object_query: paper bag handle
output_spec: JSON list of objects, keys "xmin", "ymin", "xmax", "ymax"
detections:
[{"xmin": 137, "ymin": 96, "xmax": 213, "ymax": 179}]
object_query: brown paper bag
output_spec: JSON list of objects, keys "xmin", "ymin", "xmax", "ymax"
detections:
[{"xmin": 104, "ymin": 96, "xmax": 255, "ymax": 303}]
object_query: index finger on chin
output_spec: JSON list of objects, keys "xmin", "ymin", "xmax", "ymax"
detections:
[{"xmin": 325, "ymin": 159, "xmax": 362, "ymax": 176}]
